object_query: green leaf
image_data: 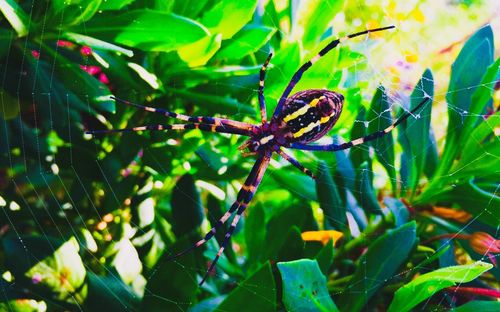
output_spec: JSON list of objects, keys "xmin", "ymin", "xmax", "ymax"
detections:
[
  {"xmin": 142, "ymin": 240, "xmax": 198, "ymax": 311},
  {"xmin": 63, "ymin": 32, "xmax": 134, "ymax": 57},
  {"xmin": 41, "ymin": 44, "xmax": 115, "ymax": 113},
  {"xmin": 245, "ymin": 204, "xmax": 266, "ymax": 267},
  {"xmin": 424, "ymin": 128, "xmax": 439, "ymax": 179},
  {"xmin": 383, "ymin": 197, "xmax": 409, "ymax": 227},
  {"xmin": 201, "ymin": 0, "xmax": 258, "ymax": 39},
  {"xmin": 217, "ymin": 262, "xmax": 276, "ymax": 311},
  {"xmin": 207, "ymin": 193, "xmax": 235, "ymax": 262},
  {"xmin": 447, "ymin": 25, "xmax": 493, "ymax": 128},
  {"xmin": 461, "ymin": 111, "xmax": 499, "ymax": 161},
  {"xmin": 112, "ymin": 239, "xmax": 142, "ymax": 284},
  {"xmin": 337, "ymin": 221, "xmax": 417, "ymax": 312},
  {"xmin": 215, "ymin": 25, "xmax": 276, "ymax": 60},
  {"xmin": 265, "ymin": 204, "xmax": 313, "ymax": 260},
  {"xmin": 170, "ymin": 174, "xmax": 204, "ymax": 236},
  {"xmin": 431, "ymin": 178, "xmax": 500, "ymax": 227},
  {"xmin": 388, "ymin": 261, "xmax": 493, "ymax": 312},
  {"xmin": 453, "ymin": 300, "xmax": 500, "ymax": 312},
  {"xmin": 99, "ymin": 0, "xmax": 136, "ymax": 11},
  {"xmin": 456, "ymin": 112, "xmax": 500, "ymax": 179},
  {"xmin": 84, "ymin": 272, "xmax": 139, "ymax": 311},
  {"xmin": 3, "ymin": 236, "xmax": 87, "ymax": 305},
  {"xmin": 366, "ymin": 86, "xmax": 396, "ymax": 191},
  {"xmin": 315, "ymin": 239, "xmax": 334, "ymax": 275},
  {"xmin": 278, "ymin": 259, "xmax": 339, "ymax": 312},
  {"xmin": 273, "ymin": 169, "xmax": 317, "ymax": 201},
  {"xmin": 81, "ymin": 10, "xmax": 210, "ymax": 52},
  {"xmin": 349, "ymin": 107, "xmax": 369, "ymax": 169},
  {"xmin": 400, "ymin": 69, "xmax": 434, "ymax": 194},
  {"xmin": 50, "ymin": 0, "xmax": 102, "ymax": 26},
  {"xmin": 163, "ymin": 86, "xmax": 255, "ymax": 116},
  {"xmin": 172, "ymin": 0, "xmax": 211, "ymax": 19},
  {"xmin": 178, "ymin": 34, "xmax": 222, "ymax": 67},
  {"xmin": 265, "ymin": 42, "xmax": 300, "ymax": 106},
  {"xmin": 316, "ymin": 161, "xmax": 347, "ymax": 231},
  {"xmin": 440, "ymin": 25, "xmax": 494, "ymax": 176},
  {"xmin": 0, "ymin": 298, "xmax": 46, "ymax": 311},
  {"xmin": 354, "ymin": 162, "xmax": 381, "ymax": 215},
  {"xmin": 291, "ymin": 0, "xmax": 345, "ymax": 49},
  {"xmin": 466, "ymin": 57, "xmax": 500, "ymax": 138},
  {"xmin": 0, "ymin": 88, "xmax": 20, "ymax": 119},
  {"xmin": 332, "ymin": 136, "xmax": 356, "ymax": 191},
  {"xmin": 277, "ymin": 226, "xmax": 305, "ymax": 261},
  {"xmin": 0, "ymin": 0, "xmax": 29, "ymax": 37}
]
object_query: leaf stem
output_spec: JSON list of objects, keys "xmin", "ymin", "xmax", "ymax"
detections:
[{"xmin": 447, "ymin": 286, "xmax": 500, "ymax": 298}]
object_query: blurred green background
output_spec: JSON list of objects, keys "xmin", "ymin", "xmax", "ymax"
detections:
[{"xmin": 0, "ymin": 0, "xmax": 499, "ymax": 311}]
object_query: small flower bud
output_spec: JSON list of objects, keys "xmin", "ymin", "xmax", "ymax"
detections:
[{"xmin": 469, "ymin": 232, "xmax": 500, "ymax": 255}]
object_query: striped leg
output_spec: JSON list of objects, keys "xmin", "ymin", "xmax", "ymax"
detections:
[
  {"xmin": 272, "ymin": 26, "xmax": 395, "ymax": 117},
  {"xmin": 199, "ymin": 153, "xmax": 271, "ymax": 285},
  {"xmin": 85, "ymin": 123, "xmax": 253, "ymax": 136},
  {"xmin": 111, "ymin": 96, "xmax": 257, "ymax": 132},
  {"xmin": 277, "ymin": 148, "xmax": 316, "ymax": 179},
  {"xmin": 258, "ymin": 53, "xmax": 273, "ymax": 124},
  {"xmin": 290, "ymin": 97, "xmax": 430, "ymax": 152}
]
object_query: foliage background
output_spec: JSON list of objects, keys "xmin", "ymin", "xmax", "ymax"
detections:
[{"xmin": 0, "ymin": 0, "xmax": 499, "ymax": 311}]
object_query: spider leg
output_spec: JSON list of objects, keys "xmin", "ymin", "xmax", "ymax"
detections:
[
  {"xmin": 290, "ymin": 96, "xmax": 430, "ymax": 152},
  {"xmin": 277, "ymin": 148, "xmax": 316, "ymax": 179},
  {"xmin": 111, "ymin": 96, "xmax": 257, "ymax": 132},
  {"xmin": 272, "ymin": 25, "xmax": 395, "ymax": 117},
  {"xmin": 85, "ymin": 123, "xmax": 253, "ymax": 136},
  {"xmin": 199, "ymin": 153, "xmax": 271, "ymax": 285},
  {"xmin": 258, "ymin": 53, "xmax": 273, "ymax": 124}
]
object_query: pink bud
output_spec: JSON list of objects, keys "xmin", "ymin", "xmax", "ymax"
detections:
[
  {"xmin": 31, "ymin": 50, "xmax": 40, "ymax": 59},
  {"xmin": 80, "ymin": 46, "xmax": 92, "ymax": 56},
  {"xmin": 469, "ymin": 232, "xmax": 500, "ymax": 255}
]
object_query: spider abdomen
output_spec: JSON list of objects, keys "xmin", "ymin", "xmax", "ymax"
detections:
[{"xmin": 274, "ymin": 89, "xmax": 344, "ymax": 144}]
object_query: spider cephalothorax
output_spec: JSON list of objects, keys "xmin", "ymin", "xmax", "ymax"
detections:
[{"xmin": 88, "ymin": 25, "xmax": 430, "ymax": 285}]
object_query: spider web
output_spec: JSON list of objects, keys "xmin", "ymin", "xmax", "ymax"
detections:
[{"xmin": 0, "ymin": 0, "xmax": 499, "ymax": 311}]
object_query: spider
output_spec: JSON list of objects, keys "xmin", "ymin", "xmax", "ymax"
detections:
[{"xmin": 87, "ymin": 25, "xmax": 429, "ymax": 285}]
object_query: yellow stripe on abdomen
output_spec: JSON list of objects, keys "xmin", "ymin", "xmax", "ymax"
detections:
[
  {"xmin": 292, "ymin": 112, "xmax": 333, "ymax": 138},
  {"xmin": 283, "ymin": 105, "xmax": 310, "ymax": 122},
  {"xmin": 283, "ymin": 96, "xmax": 326, "ymax": 123},
  {"xmin": 293, "ymin": 121, "xmax": 321, "ymax": 138}
]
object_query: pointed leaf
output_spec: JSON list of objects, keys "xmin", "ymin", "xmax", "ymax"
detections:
[
  {"xmin": 388, "ymin": 262, "xmax": 493, "ymax": 312},
  {"xmin": 315, "ymin": 239, "xmax": 335, "ymax": 275},
  {"xmin": 215, "ymin": 25, "xmax": 276, "ymax": 60},
  {"xmin": 400, "ymin": 69, "xmax": 434, "ymax": 194},
  {"xmin": 178, "ymin": 34, "xmax": 222, "ymax": 67},
  {"xmin": 316, "ymin": 161, "xmax": 347, "ymax": 230},
  {"xmin": 3, "ymin": 236, "xmax": 87, "ymax": 305},
  {"xmin": 354, "ymin": 162, "xmax": 381, "ymax": 215},
  {"xmin": 349, "ymin": 107, "xmax": 369, "ymax": 169},
  {"xmin": 63, "ymin": 32, "xmax": 134, "ymax": 57},
  {"xmin": 454, "ymin": 301, "xmax": 500, "ymax": 312},
  {"xmin": 0, "ymin": 0, "xmax": 29, "ymax": 36},
  {"xmin": 291, "ymin": 0, "xmax": 345, "ymax": 49},
  {"xmin": 278, "ymin": 259, "xmax": 339, "ymax": 312},
  {"xmin": 439, "ymin": 25, "xmax": 494, "ymax": 176},
  {"xmin": 142, "ymin": 240, "xmax": 197, "ymax": 311},
  {"xmin": 366, "ymin": 86, "xmax": 396, "ymax": 191},
  {"xmin": 446, "ymin": 25, "xmax": 493, "ymax": 132},
  {"xmin": 201, "ymin": 0, "xmax": 258, "ymax": 39},
  {"xmin": 170, "ymin": 174, "xmax": 204, "ymax": 236},
  {"xmin": 217, "ymin": 262, "xmax": 276, "ymax": 311},
  {"xmin": 80, "ymin": 10, "xmax": 210, "ymax": 52},
  {"xmin": 337, "ymin": 221, "xmax": 417, "ymax": 312}
]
